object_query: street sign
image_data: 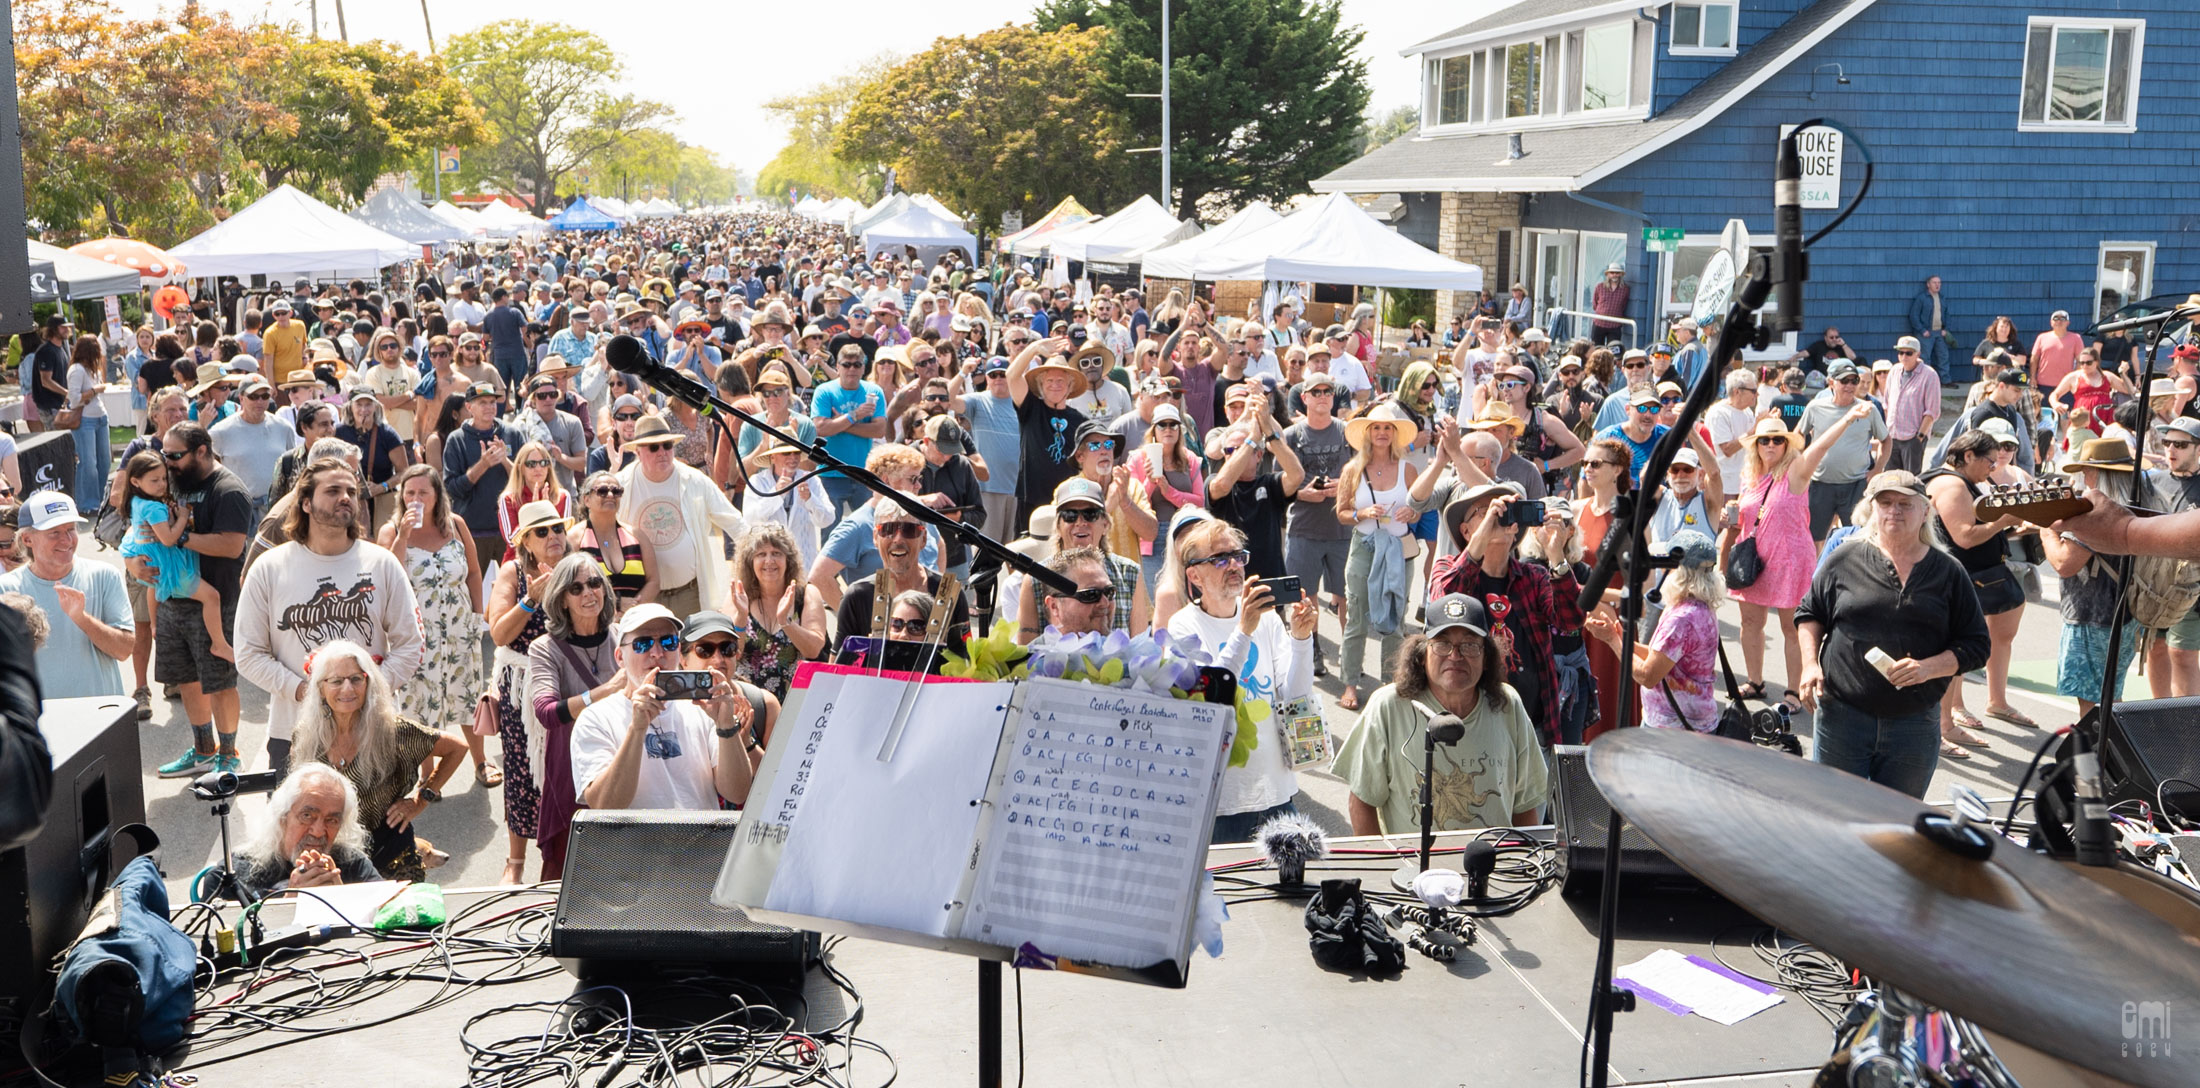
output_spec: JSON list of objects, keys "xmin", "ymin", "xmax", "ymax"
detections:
[
  {"xmin": 1001, "ymin": 211, "xmax": 1024, "ymax": 234},
  {"xmin": 1779, "ymin": 124, "xmax": 1842, "ymax": 209},
  {"xmin": 1643, "ymin": 226, "xmax": 1684, "ymax": 253}
]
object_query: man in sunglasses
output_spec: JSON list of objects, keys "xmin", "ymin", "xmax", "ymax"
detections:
[
  {"xmin": 1037, "ymin": 547, "xmax": 1120, "ymax": 637},
  {"xmin": 1591, "ymin": 348, "xmax": 1657, "ymax": 431},
  {"xmin": 1592, "ymin": 385, "xmax": 1672, "ymax": 487},
  {"xmin": 515, "ymin": 373, "xmax": 587, "ymax": 492},
  {"xmin": 618, "ymin": 415, "xmax": 745, "ymax": 621},
  {"xmin": 210, "ymin": 377, "xmax": 299, "ymax": 527},
  {"xmin": 444, "ymin": 382, "xmax": 525, "ymax": 569},
  {"xmin": 232, "ymin": 457, "xmax": 423, "ymax": 776},
  {"xmin": 679, "ymin": 610, "xmax": 778, "ymax": 757},
  {"xmin": 1013, "ymin": 477, "xmax": 1148, "ymax": 643},
  {"xmin": 571, "ymin": 602, "xmax": 757, "ymax": 812},
  {"xmin": 1796, "ymin": 360, "xmax": 1891, "ymax": 543},
  {"xmin": 812, "ymin": 343, "xmax": 890, "ymax": 519},
  {"xmin": 833, "ymin": 503, "xmax": 968, "ymax": 655}
]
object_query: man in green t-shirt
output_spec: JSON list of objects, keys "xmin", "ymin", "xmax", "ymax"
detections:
[{"xmin": 1332, "ymin": 593, "xmax": 1548, "ymax": 834}]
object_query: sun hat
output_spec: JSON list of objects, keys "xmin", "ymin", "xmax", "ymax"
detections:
[
  {"xmin": 510, "ymin": 499, "xmax": 569, "ymax": 538},
  {"xmin": 1344, "ymin": 403, "xmax": 1420, "ymax": 453},
  {"xmin": 1744, "ymin": 416, "xmax": 1805, "ymax": 455},
  {"xmin": 629, "ymin": 415, "xmax": 682, "ymax": 446}
]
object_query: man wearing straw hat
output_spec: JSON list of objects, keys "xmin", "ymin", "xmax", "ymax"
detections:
[
  {"xmin": 1005, "ymin": 337, "xmax": 1091, "ymax": 535},
  {"xmin": 618, "ymin": 415, "xmax": 744, "ymax": 621}
]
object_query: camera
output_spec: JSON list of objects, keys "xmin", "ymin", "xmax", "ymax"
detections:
[
  {"xmin": 1501, "ymin": 499, "xmax": 1547, "ymax": 528},
  {"xmin": 655, "ymin": 670, "xmax": 716, "ymax": 701}
]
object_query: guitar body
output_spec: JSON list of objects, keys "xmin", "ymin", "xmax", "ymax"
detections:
[{"xmin": 1974, "ymin": 480, "xmax": 2095, "ymax": 527}]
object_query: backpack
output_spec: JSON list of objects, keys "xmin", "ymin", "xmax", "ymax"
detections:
[{"xmin": 2127, "ymin": 553, "xmax": 2200, "ymax": 632}]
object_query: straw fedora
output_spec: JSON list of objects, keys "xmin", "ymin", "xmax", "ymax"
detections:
[
  {"xmin": 1742, "ymin": 416, "xmax": 1804, "ymax": 458},
  {"xmin": 629, "ymin": 415, "xmax": 682, "ymax": 446},
  {"xmin": 276, "ymin": 367, "xmax": 321, "ymax": 390},
  {"xmin": 1467, "ymin": 402, "xmax": 1526, "ymax": 434},
  {"xmin": 613, "ymin": 303, "xmax": 652, "ymax": 324},
  {"xmin": 534, "ymin": 354, "xmax": 579, "ymax": 379},
  {"xmin": 2064, "ymin": 435, "xmax": 2137, "ymax": 472},
  {"xmin": 754, "ymin": 303, "xmax": 796, "ymax": 331},
  {"xmin": 1344, "ymin": 403, "xmax": 1420, "ymax": 454},
  {"xmin": 510, "ymin": 500, "xmax": 569, "ymax": 539},
  {"xmin": 1024, "ymin": 355, "xmax": 1090, "ymax": 399},
  {"xmin": 1070, "ymin": 342, "xmax": 1116, "ymax": 373}
]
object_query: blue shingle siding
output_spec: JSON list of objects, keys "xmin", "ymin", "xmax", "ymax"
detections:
[
  {"xmin": 1655, "ymin": 1, "xmax": 1816, "ymax": 110},
  {"xmin": 1603, "ymin": 0, "xmax": 2200, "ymax": 375}
]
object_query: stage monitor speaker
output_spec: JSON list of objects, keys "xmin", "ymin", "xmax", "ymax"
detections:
[
  {"xmin": 553, "ymin": 810, "xmax": 813, "ymax": 984},
  {"xmin": 0, "ymin": 697, "xmax": 146, "ymax": 1013},
  {"xmin": 2094, "ymin": 697, "xmax": 2200, "ymax": 818},
  {"xmin": 1550, "ymin": 744, "xmax": 1718, "ymax": 899}
]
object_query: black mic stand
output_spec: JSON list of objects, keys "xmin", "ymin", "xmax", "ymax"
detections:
[
  {"xmin": 607, "ymin": 335, "xmax": 1075, "ymax": 1088},
  {"xmin": 1392, "ymin": 714, "xmax": 1467, "ymax": 891}
]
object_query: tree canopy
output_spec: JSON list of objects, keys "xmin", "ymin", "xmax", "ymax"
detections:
[
  {"xmin": 756, "ymin": 59, "xmax": 896, "ymax": 206},
  {"xmin": 444, "ymin": 20, "xmax": 671, "ymax": 211},
  {"xmin": 835, "ymin": 25, "xmax": 1136, "ymax": 234}
]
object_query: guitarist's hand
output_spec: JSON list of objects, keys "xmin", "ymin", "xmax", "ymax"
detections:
[{"xmin": 2052, "ymin": 487, "xmax": 2134, "ymax": 555}]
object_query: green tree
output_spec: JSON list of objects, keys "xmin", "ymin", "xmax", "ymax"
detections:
[
  {"xmin": 245, "ymin": 39, "xmax": 487, "ymax": 204},
  {"xmin": 15, "ymin": 0, "xmax": 194, "ymax": 237},
  {"xmin": 1031, "ymin": 0, "xmax": 1099, "ymax": 30},
  {"xmin": 836, "ymin": 25, "xmax": 1135, "ymax": 234},
  {"xmin": 1077, "ymin": 0, "xmax": 1371, "ymax": 219},
  {"xmin": 444, "ymin": 21, "xmax": 669, "ymax": 210},
  {"xmin": 1359, "ymin": 104, "xmax": 1418, "ymax": 156},
  {"xmin": 756, "ymin": 59, "xmax": 894, "ymax": 205}
]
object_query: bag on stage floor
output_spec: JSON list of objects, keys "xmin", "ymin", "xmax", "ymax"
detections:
[{"xmin": 52, "ymin": 856, "xmax": 195, "ymax": 1050}]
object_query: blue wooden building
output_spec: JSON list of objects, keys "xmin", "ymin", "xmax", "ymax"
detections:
[{"xmin": 1316, "ymin": 0, "xmax": 2199, "ymax": 374}]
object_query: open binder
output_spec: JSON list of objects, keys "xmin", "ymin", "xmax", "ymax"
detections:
[{"xmin": 715, "ymin": 662, "xmax": 1235, "ymax": 987}]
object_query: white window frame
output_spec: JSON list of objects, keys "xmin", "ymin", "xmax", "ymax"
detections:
[
  {"xmin": 2018, "ymin": 16, "xmax": 2143, "ymax": 133},
  {"xmin": 1417, "ymin": 18, "xmax": 1652, "ymax": 137},
  {"xmin": 1668, "ymin": 2, "xmax": 1738, "ymax": 57},
  {"xmin": 2095, "ymin": 240, "xmax": 2155, "ymax": 322},
  {"xmin": 1655, "ymin": 236, "xmax": 1792, "ymax": 358}
]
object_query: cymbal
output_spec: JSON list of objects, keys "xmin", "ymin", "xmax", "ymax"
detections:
[{"xmin": 1588, "ymin": 729, "xmax": 2200, "ymax": 1088}]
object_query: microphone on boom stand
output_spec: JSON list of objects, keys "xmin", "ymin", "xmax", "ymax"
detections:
[{"xmin": 607, "ymin": 334, "xmax": 718, "ymax": 410}]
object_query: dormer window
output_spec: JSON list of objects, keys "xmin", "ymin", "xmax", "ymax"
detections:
[
  {"xmin": 1670, "ymin": 3, "xmax": 1737, "ymax": 55},
  {"xmin": 1425, "ymin": 18, "xmax": 1653, "ymax": 131}
]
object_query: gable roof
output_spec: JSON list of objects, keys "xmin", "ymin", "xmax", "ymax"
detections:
[
  {"xmin": 1405, "ymin": 0, "xmax": 1644, "ymax": 56},
  {"xmin": 1322, "ymin": 0, "xmax": 1881, "ymax": 194}
]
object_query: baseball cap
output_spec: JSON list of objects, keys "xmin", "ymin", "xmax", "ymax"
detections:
[
  {"xmin": 1627, "ymin": 385, "xmax": 1662, "ymax": 406},
  {"xmin": 1827, "ymin": 361, "xmax": 1860, "ymax": 380},
  {"xmin": 1654, "ymin": 529, "xmax": 1717, "ymax": 570},
  {"xmin": 466, "ymin": 382, "xmax": 501, "ymax": 400},
  {"xmin": 681, "ymin": 610, "xmax": 740, "ymax": 641},
  {"xmin": 2174, "ymin": 343, "xmax": 2200, "ymax": 361},
  {"xmin": 1424, "ymin": 594, "xmax": 1490, "ymax": 640},
  {"xmin": 2051, "ymin": 309, "xmax": 2071, "ymax": 321},
  {"xmin": 1994, "ymin": 368, "xmax": 2029, "ymax": 386},
  {"xmin": 614, "ymin": 602, "xmax": 681, "ymax": 642},
  {"xmin": 1863, "ymin": 470, "xmax": 1926, "ymax": 500},
  {"xmin": 1895, "ymin": 335, "xmax": 1923, "ymax": 352},
  {"xmin": 1671, "ymin": 447, "xmax": 1701, "ymax": 468},
  {"xmin": 2154, "ymin": 417, "xmax": 2200, "ymax": 444},
  {"xmin": 1323, "ymin": 324, "xmax": 1348, "ymax": 341},
  {"xmin": 1520, "ymin": 328, "xmax": 1549, "ymax": 344},
  {"xmin": 1301, "ymin": 372, "xmax": 1338, "ymax": 391},
  {"xmin": 1074, "ymin": 419, "xmax": 1124, "ymax": 454},
  {"xmin": 1051, "ymin": 476, "xmax": 1106, "ymax": 510},
  {"xmin": 923, "ymin": 414, "xmax": 970, "ymax": 456},
  {"xmin": 19, "ymin": 491, "xmax": 88, "ymax": 531}
]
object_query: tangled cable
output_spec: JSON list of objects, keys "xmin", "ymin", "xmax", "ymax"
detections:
[
  {"xmin": 1209, "ymin": 829, "xmax": 1560, "ymax": 915},
  {"xmin": 1708, "ymin": 925, "xmax": 1867, "ymax": 1027}
]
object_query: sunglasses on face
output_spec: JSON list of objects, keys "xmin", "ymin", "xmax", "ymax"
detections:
[
  {"xmin": 163, "ymin": 449, "xmax": 189, "ymax": 462},
  {"xmin": 2165, "ymin": 439, "xmax": 2197, "ymax": 451},
  {"xmin": 1835, "ymin": 377, "xmax": 1860, "ymax": 385},
  {"xmin": 1188, "ymin": 549, "xmax": 1250, "ymax": 570},
  {"xmin": 563, "ymin": 579, "xmax": 606, "ymax": 597},
  {"xmin": 1055, "ymin": 506, "xmax": 1106, "ymax": 525},
  {"xmin": 1622, "ymin": 362, "xmax": 1648, "ymax": 370},
  {"xmin": 245, "ymin": 391, "xmax": 273, "ymax": 401},
  {"xmin": 613, "ymin": 411, "xmax": 641, "ymax": 422},
  {"xmin": 1155, "ymin": 420, "xmax": 1181, "ymax": 430},
  {"xmin": 532, "ymin": 391, "xmax": 558, "ymax": 401},
  {"xmin": 526, "ymin": 525, "xmax": 559, "ymax": 539},
  {"xmin": 888, "ymin": 617, "xmax": 928, "ymax": 635},
  {"xmin": 1046, "ymin": 584, "xmax": 1117, "ymax": 605},
  {"xmin": 1756, "ymin": 436, "xmax": 1789, "ymax": 446},
  {"xmin": 1670, "ymin": 464, "xmax": 1697, "ymax": 474},
  {"xmin": 686, "ymin": 639, "xmax": 737, "ymax": 658},
  {"xmin": 1661, "ymin": 396, "xmax": 1682, "ymax": 405},
  {"xmin": 1633, "ymin": 403, "xmax": 1661, "ymax": 414},
  {"xmin": 923, "ymin": 393, "xmax": 948, "ymax": 403},
  {"xmin": 1588, "ymin": 459, "xmax": 1625, "ymax": 469},
  {"xmin": 628, "ymin": 635, "xmax": 681, "ymax": 654},
  {"xmin": 1498, "ymin": 381, "xmax": 1527, "ymax": 391},
  {"xmin": 429, "ymin": 351, "xmax": 451, "ymax": 359},
  {"xmin": 877, "ymin": 521, "xmax": 925, "ymax": 540}
]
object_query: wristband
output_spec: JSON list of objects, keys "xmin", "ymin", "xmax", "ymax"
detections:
[
  {"xmin": 519, "ymin": 597, "xmax": 538, "ymax": 613},
  {"xmin": 715, "ymin": 725, "xmax": 744, "ymax": 739},
  {"xmin": 582, "ymin": 689, "xmax": 594, "ymax": 708}
]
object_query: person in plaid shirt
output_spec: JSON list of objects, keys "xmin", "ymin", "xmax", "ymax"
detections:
[{"xmin": 1427, "ymin": 481, "xmax": 1583, "ymax": 744}]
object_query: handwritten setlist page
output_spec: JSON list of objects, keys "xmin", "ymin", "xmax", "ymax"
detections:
[
  {"xmin": 958, "ymin": 678, "xmax": 1230, "ymax": 969},
  {"xmin": 761, "ymin": 672, "xmax": 1014, "ymax": 937}
]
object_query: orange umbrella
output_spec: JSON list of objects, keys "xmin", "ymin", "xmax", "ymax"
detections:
[{"xmin": 68, "ymin": 237, "xmax": 186, "ymax": 282}]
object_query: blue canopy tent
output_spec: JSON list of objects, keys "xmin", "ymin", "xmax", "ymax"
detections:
[{"xmin": 548, "ymin": 197, "xmax": 620, "ymax": 232}]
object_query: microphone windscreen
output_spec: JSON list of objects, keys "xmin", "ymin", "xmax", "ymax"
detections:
[
  {"xmin": 605, "ymin": 334, "xmax": 649, "ymax": 374},
  {"xmin": 1256, "ymin": 812, "xmax": 1328, "ymax": 869},
  {"xmin": 1461, "ymin": 841, "xmax": 1498, "ymax": 880}
]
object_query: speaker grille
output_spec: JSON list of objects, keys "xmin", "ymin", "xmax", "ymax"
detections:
[
  {"xmin": 2101, "ymin": 697, "xmax": 2200, "ymax": 815},
  {"xmin": 553, "ymin": 811, "xmax": 808, "ymax": 973}
]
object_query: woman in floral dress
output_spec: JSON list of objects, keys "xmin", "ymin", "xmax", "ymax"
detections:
[{"xmin": 376, "ymin": 465, "xmax": 498, "ymax": 785}]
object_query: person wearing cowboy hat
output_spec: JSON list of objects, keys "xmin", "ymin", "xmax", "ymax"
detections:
[
  {"xmin": 1332, "ymin": 593, "xmax": 1549, "ymax": 835},
  {"xmin": 667, "ymin": 317, "xmax": 722, "ymax": 383},
  {"xmin": 1331, "ymin": 403, "xmax": 1426, "ymax": 709},
  {"xmin": 1467, "ymin": 400, "xmax": 1554, "ymax": 500},
  {"xmin": 444, "ymin": 381, "xmax": 526, "ymax": 568},
  {"xmin": 1005, "ymin": 334, "xmax": 1093, "ymax": 534},
  {"xmin": 613, "ymin": 301, "xmax": 669, "ymax": 362},
  {"xmin": 740, "ymin": 439, "xmax": 835, "ymax": 571},
  {"xmin": 186, "ymin": 368, "xmax": 244, "ymax": 426},
  {"xmin": 616, "ymin": 414, "xmax": 744, "ymax": 621},
  {"xmin": 1065, "ymin": 342, "xmax": 1132, "ymax": 421},
  {"xmin": 1590, "ymin": 260, "xmax": 1629, "ymax": 342}
]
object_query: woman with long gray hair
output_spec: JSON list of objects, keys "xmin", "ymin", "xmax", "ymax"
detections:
[{"xmin": 288, "ymin": 640, "xmax": 466, "ymax": 880}]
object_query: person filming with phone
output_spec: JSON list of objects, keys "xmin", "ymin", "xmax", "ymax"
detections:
[
  {"xmin": 1429, "ymin": 480, "xmax": 1583, "ymax": 747},
  {"xmin": 570, "ymin": 603, "xmax": 758, "ymax": 812}
]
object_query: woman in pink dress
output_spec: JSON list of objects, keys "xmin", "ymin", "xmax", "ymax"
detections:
[{"xmin": 1720, "ymin": 408, "xmax": 1877, "ymax": 713}]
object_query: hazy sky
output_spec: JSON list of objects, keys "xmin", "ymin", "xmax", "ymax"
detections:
[{"xmin": 105, "ymin": 0, "xmax": 1502, "ymax": 174}]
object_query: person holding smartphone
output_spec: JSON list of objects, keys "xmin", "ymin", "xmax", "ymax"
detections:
[
  {"xmin": 1429, "ymin": 481, "xmax": 1583, "ymax": 745},
  {"xmin": 570, "ymin": 603, "xmax": 757, "ymax": 812}
]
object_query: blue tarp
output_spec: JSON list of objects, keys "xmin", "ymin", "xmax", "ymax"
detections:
[{"xmin": 548, "ymin": 197, "xmax": 620, "ymax": 232}]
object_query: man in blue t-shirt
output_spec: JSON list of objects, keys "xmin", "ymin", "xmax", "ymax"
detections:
[
  {"xmin": 809, "ymin": 342, "xmax": 889, "ymax": 518},
  {"xmin": 1594, "ymin": 385, "xmax": 1669, "ymax": 487},
  {"xmin": 482, "ymin": 286, "xmax": 530, "ymax": 392}
]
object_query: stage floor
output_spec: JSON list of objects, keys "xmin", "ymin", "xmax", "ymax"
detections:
[{"xmin": 181, "ymin": 831, "xmax": 1836, "ymax": 1088}]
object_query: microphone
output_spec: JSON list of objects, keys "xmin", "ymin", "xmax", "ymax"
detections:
[
  {"xmin": 1428, "ymin": 714, "xmax": 1466, "ymax": 748},
  {"xmin": 1256, "ymin": 812, "xmax": 1328, "ymax": 889},
  {"xmin": 1461, "ymin": 841, "xmax": 1498, "ymax": 902},
  {"xmin": 606, "ymin": 333, "xmax": 716, "ymax": 410},
  {"xmin": 1771, "ymin": 129, "xmax": 1806, "ymax": 335},
  {"xmin": 189, "ymin": 768, "xmax": 281, "ymax": 801}
]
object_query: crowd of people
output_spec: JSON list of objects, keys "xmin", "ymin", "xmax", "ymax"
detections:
[{"xmin": 5, "ymin": 207, "xmax": 2195, "ymax": 898}]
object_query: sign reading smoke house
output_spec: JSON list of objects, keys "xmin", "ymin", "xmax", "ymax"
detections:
[{"xmin": 1778, "ymin": 124, "xmax": 1843, "ymax": 210}]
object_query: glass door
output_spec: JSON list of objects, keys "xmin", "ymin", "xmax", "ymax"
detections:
[{"xmin": 1530, "ymin": 230, "xmax": 1574, "ymax": 326}]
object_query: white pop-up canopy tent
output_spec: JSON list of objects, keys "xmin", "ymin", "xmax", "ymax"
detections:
[
  {"xmin": 860, "ymin": 206, "xmax": 977, "ymax": 263},
  {"xmin": 170, "ymin": 183, "xmax": 417, "ymax": 278},
  {"xmin": 850, "ymin": 193, "xmax": 915, "ymax": 237},
  {"xmin": 1189, "ymin": 193, "xmax": 1483, "ymax": 290},
  {"xmin": 350, "ymin": 188, "xmax": 468, "ymax": 245},
  {"xmin": 1048, "ymin": 195, "xmax": 1191, "ymax": 264},
  {"xmin": 637, "ymin": 198, "xmax": 680, "ymax": 219},
  {"xmin": 429, "ymin": 201, "xmax": 487, "ymax": 237},
  {"xmin": 793, "ymin": 196, "xmax": 829, "ymax": 217},
  {"xmin": 27, "ymin": 239, "xmax": 140, "ymax": 301},
  {"xmin": 821, "ymin": 197, "xmax": 866, "ymax": 228},
  {"xmin": 1136, "ymin": 202, "xmax": 1282, "ymax": 279}
]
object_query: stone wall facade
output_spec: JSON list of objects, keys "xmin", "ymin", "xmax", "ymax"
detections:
[{"xmin": 1434, "ymin": 191, "xmax": 1521, "ymax": 323}]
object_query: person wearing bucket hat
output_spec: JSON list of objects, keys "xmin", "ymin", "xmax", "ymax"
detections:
[
  {"xmin": 1584, "ymin": 529, "xmax": 1724, "ymax": 733},
  {"xmin": 616, "ymin": 413, "xmax": 744, "ymax": 620},
  {"xmin": 1796, "ymin": 468, "xmax": 1991, "ymax": 798},
  {"xmin": 1331, "ymin": 591, "xmax": 1549, "ymax": 835},
  {"xmin": 1005, "ymin": 336, "xmax": 1092, "ymax": 531}
]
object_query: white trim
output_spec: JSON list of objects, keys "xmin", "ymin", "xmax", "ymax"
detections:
[
  {"xmin": 1310, "ymin": 175, "xmax": 1584, "ymax": 194},
  {"xmin": 1419, "ymin": 105, "xmax": 1650, "ymax": 140},
  {"xmin": 1573, "ymin": 0, "xmax": 1884, "ymax": 188},
  {"xmin": 2095, "ymin": 240, "xmax": 2156, "ymax": 317},
  {"xmin": 2017, "ymin": 16, "xmax": 2144, "ymax": 133},
  {"xmin": 1418, "ymin": 17, "xmax": 1651, "ymax": 137},
  {"xmin": 1402, "ymin": 0, "xmax": 1644, "ymax": 58}
]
